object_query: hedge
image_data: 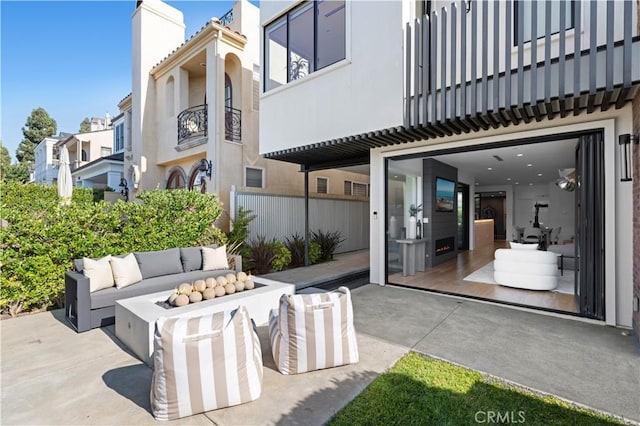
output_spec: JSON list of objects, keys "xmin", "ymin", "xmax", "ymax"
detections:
[{"xmin": 0, "ymin": 182, "xmax": 226, "ymax": 315}]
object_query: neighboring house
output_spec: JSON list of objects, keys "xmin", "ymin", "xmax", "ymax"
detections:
[
  {"xmin": 55, "ymin": 128, "xmax": 116, "ymax": 188},
  {"xmin": 33, "ymin": 133, "xmax": 70, "ymax": 184},
  {"xmin": 259, "ymin": 0, "xmax": 640, "ymax": 332},
  {"xmin": 127, "ymin": 0, "xmax": 369, "ymax": 231}
]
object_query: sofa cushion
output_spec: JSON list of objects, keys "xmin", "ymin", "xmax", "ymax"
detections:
[
  {"xmin": 135, "ymin": 248, "xmax": 183, "ymax": 279},
  {"xmin": 74, "ymin": 254, "xmax": 125, "ymax": 273},
  {"xmin": 82, "ymin": 255, "xmax": 114, "ymax": 292},
  {"xmin": 180, "ymin": 247, "xmax": 202, "ymax": 272},
  {"xmin": 110, "ymin": 253, "xmax": 143, "ymax": 289},
  {"xmin": 202, "ymin": 245, "xmax": 229, "ymax": 271},
  {"xmin": 90, "ymin": 269, "xmax": 236, "ymax": 309}
]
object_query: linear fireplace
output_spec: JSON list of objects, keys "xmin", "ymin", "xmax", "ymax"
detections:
[{"xmin": 435, "ymin": 237, "xmax": 455, "ymax": 256}]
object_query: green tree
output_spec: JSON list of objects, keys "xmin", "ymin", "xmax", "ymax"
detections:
[
  {"xmin": 3, "ymin": 164, "xmax": 30, "ymax": 183},
  {"xmin": 79, "ymin": 117, "xmax": 91, "ymax": 132},
  {"xmin": 0, "ymin": 144, "xmax": 11, "ymax": 180},
  {"xmin": 16, "ymin": 107, "xmax": 57, "ymax": 163}
]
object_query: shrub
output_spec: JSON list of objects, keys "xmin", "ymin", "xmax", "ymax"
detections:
[
  {"xmin": 271, "ymin": 241, "xmax": 291, "ymax": 272},
  {"xmin": 247, "ymin": 235, "xmax": 275, "ymax": 274},
  {"xmin": 0, "ymin": 183, "xmax": 226, "ymax": 315},
  {"xmin": 285, "ymin": 233, "xmax": 321, "ymax": 267},
  {"xmin": 225, "ymin": 207, "xmax": 256, "ymax": 271},
  {"xmin": 311, "ymin": 229, "xmax": 345, "ymax": 261}
]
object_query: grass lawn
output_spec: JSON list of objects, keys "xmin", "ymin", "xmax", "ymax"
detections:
[{"xmin": 329, "ymin": 352, "xmax": 624, "ymax": 426}]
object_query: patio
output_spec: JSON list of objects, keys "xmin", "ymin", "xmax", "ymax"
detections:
[{"xmin": 1, "ymin": 278, "xmax": 638, "ymax": 424}]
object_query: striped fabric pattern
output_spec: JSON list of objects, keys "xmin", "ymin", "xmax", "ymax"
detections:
[
  {"xmin": 268, "ymin": 286, "xmax": 358, "ymax": 375},
  {"xmin": 150, "ymin": 306, "xmax": 263, "ymax": 420}
]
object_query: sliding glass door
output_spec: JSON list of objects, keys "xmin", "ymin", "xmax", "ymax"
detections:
[{"xmin": 575, "ymin": 132, "xmax": 605, "ymax": 320}]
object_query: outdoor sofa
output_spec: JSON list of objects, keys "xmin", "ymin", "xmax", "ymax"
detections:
[{"xmin": 65, "ymin": 246, "xmax": 241, "ymax": 333}]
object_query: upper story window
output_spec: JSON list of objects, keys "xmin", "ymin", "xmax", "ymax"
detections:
[
  {"xmin": 100, "ymin": 147, "xmax": 112, "ymax": 157},
  {"xmin": 114, "ymin": 123, "xmax": 125, "ymax": 152},
  {"xmin": 264, "ymin": 0, "xmax": 346, "ymax": 91},
  {"xmin": 514, "ymin": 1, "xmax": 574, "ymax": 45}
]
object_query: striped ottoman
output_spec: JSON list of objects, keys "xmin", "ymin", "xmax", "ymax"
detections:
[
  {"xmin": 268, "ymin": 286, "xmax": 359, "ymax": 375},
  {"xmin": 150, "ymin": 306, "xmax": 263, "ymax": 420}
]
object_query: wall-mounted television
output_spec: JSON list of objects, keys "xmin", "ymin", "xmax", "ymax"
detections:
[{"xmin": 435, "ymin": 177, "xmax": 455, "ymax": 212}]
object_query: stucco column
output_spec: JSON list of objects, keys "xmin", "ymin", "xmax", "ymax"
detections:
[{"xmin": 205, "ymin": 36, "xmax": 220, "ymax": 195}]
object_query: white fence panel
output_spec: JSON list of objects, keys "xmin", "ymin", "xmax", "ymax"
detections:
[{"xmin": 233, "ymin": 191, "xmax": 369, "ymax": 253}]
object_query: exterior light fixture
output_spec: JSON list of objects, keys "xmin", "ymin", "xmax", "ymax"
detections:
[
  {"xmin": 119, "ymin": 177, "xmax": 129, "ymax": 201},
  {"xmin": 199, "ymin": 158, "xmax": 212, "ymax": 180},
  {"xmin": 618, "ymin": 134, "xmax": 637, "ymax": 182}
]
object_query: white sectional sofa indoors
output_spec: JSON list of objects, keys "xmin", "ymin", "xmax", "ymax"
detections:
[
  {"xmin": 64, "ymin": 246, "xmax": 241, "ymax": 332},
  {"xmin": 493, "ymin": 247, "xmax": 559, "ymax": 291}
]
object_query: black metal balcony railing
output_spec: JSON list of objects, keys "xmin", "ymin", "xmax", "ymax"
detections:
[
  {"xmin": 225, "ymin": 106, "xmax": 241, "ymax": 142},
  {"xmin": 177, "ymin": 104, "xmax": 207, "ymax": 144},
  {"xmin": 405, "ymin": 0, "xmax": 638, "ymax": 136},
  {"xmin": 219, "ymin": 9, "xmax": 233, "ymax": 27}
]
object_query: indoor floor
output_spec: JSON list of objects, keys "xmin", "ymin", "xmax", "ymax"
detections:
[{"xmin": 389, "ymin": 241, "xmax": 579, "ymax": 314}]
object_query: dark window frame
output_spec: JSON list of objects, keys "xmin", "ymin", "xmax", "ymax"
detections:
[
  {"xmin": 264, "ymin": 0, "xmax": 346, "ymax": 91},
  {"xmin": 514, "ymin": 0, "xmax": 575, "ymax": 46}
]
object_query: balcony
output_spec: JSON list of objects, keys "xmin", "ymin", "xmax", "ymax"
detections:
[
  {"xmin": 177, "ymin": 104, "xmax": 207, "ymax": 145},
  {"xmin": 219, "ymin": 9, "xmax": 233, "ymax": 27},
  {"xmin": 225, "ymin": 106, "xmax": 241, "ymax": 142},
  {"xmin": 404, "ymin": 1, "xmax": 640, "ymax": 136}
]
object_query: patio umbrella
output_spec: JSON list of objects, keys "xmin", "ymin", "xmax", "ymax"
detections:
[{"xmin": 57, "ymin": 145, "xmax": 73, "ymax": 205}]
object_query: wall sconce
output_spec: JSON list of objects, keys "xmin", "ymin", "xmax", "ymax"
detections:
[
  {"xmin": 119, "ymin": 177, "xmax": 129, "ymax": 202},
  {"xmin": 619, "ymin": 134, "xmax": 637, "ymax": 182},
  {"xmin": 466, "ymin": 0, "xmax": 472, "ymax": 13},
  {"xmin": 199, "ymin": 158, "xmax": 212, "ymax": 180}
]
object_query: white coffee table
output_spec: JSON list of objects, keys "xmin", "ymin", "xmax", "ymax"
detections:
[{"xmin": 115, "ymin": 277, "xmax": 294, "ymax": 366}]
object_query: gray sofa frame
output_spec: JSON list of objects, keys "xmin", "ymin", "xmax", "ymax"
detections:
[{"xmin": 65, "ymin": 249, "xmax": 241, "ymax": 333}]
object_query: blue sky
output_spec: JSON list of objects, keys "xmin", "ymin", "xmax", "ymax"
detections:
[{"xmin": 1, "ymin": 0, "xmax": 246, "ymax": 162}]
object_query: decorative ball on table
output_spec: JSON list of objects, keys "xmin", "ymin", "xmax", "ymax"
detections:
[
  {"xmin": 189, "ymin": 291, "xmax": 203, "ymax": 303},
  {"xmin": 214, "ymin": 286, "xmax": 226, "ymax": 297},
  {"xmin": 193, "ymin": 280, "xmax": 206, "ymax": 292},
  {"xmin": 174, "ymin": 294, "xmax": 189, "ymax": 307},
  {"xmin": 203, "ymin": 287, "xmax": 216, "ymax": 300}
]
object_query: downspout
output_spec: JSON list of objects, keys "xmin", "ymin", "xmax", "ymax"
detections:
[{"xmin": 304, "ymin": 166, "xmax": 309, "ymax": 266}]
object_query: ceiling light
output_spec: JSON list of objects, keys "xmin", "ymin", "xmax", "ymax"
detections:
[
  {"xmin": 517, "ymin": 153, "xmax": 523, "ymax": 157},
  {"xmin": 527, "ymin": 164, "xmax": 533, "ymax": 167},
  {"xmin": 537, "ymin": 173, "xmax": 543, "ymax": 176},
  {"xmin": 475, "ymin": 182, "xmax": 479, "ymax": 185},
  {"xmin": 487, "ymin": 167, "xmax": 493, "ymax": 171},
  {"xmin": 515, "ymin": 182, "xmax": 519, "ymax": 185},
  {"xmin": 507, "ymin": 177, "xmax": 512, "ymax": 181},
  {"xmin": 529, "ymin": 183, "xmax": 533, "ymax": 186}
]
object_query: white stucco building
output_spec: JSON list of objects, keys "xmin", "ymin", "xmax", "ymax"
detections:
[{"xmin": 259, "ymin": 0, "xmax": 640, "ymax": 331}]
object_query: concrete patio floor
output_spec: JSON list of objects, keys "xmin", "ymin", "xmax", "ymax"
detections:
[{"xmin": 1, "ymin": 283, "xmax": 639, "ymax": 425}]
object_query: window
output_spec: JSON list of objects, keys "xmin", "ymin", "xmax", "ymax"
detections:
[
  {"xmin": 316, "ymin": 177, "xmax": 328, "ymax": 194},
  {"xmin": 245, "ymin": 167, "xmax": 264, "ymax": 188},
  {"xmin": 100, "ymin": 147, "xmax": 112, "ymax": 157},
  {"xmin": 225, "ymin": 73, "xmax": 232, "ymax": 109},
  {"xmin": 514, "ymin": 1, "xmax": 574, "ymax": 45},
  {"xmin": 264, "ymin": 0, "xmax": 345, "ymax": 91},
  {"xmin": 344, "ymin": 180, "xmax": 352, "ymax": 195},
  {"xmin": 166, "ymin": 169, "xmax": 186, "ymax": 190},
  {"xmin": 188, "ymin": 167, "xmax": 205, "ymax": 193},
  {"xmin": 344, "ymin": 180, "xmax": 368, "ymax": 197},
  {"xmin": 114, "ymin": 123, "xmax": 124, "ymax": 152},
  {"xmin": 353, "ymin": 182, "xmax": 367, "ymax": 197}
]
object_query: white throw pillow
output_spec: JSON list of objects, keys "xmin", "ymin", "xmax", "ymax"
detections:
[
  {"xmin": 202, "ymin": 245, "xmax": 229, "ymax": 271},
  {"xmin": 82, "ymin": 255, "xmax": 114, "ymax": 292},
  {"xmin": 110, "ymin": 253, "xmax": 143, "ymax": 289},
  {"xmin": 509, "ymin": 242, "xmax": 539, "ymax": 250}
]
